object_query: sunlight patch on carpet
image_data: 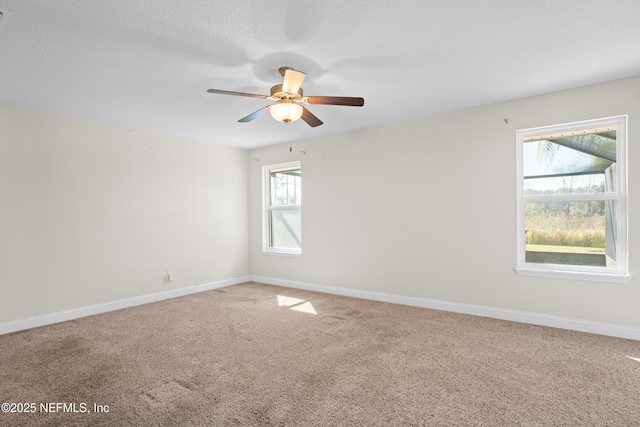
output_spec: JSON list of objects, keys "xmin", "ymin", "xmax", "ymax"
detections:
[
  {"xmin": 277, "ymin": 295, "xmax": 317, "ymax": 315},
  {"xmin": 277, "ymin": 295, "xmax": 305, "ymax": 307},
  {"xmin": 290, "ymin": 301, "xmax": 317, "ymax": 314},
  {"xmin": 627, "ymin": 356, "xmax": 640, "ymax": 363}
]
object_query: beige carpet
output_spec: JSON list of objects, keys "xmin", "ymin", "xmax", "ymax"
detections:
[{"xmin": 1, "ymin": 282, "xmax": 639, "ymax": 426}]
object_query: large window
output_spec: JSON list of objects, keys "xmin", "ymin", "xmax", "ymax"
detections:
[
  {"xmin": 516, "ymin": 116, "xmax": 628, "ymax": 282},
  {"xmin": 263, "ymin": 161, "xmax": 301, "ymax": 255}
]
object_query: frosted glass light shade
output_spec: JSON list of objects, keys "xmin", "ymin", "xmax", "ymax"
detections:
[{"xmin": 270, "ymin": 103, "xmax": 303, "ymax": 123}]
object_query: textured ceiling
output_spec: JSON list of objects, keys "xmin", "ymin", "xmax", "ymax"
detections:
[{"xmin": 0, "ymin": 0, "xmax": 639, "ymax": 150}]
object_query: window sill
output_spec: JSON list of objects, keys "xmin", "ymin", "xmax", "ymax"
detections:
[
  {"xmin": 262, "ymin": 250, "xmax": 302, "ymax": 258},
  {"xmin": 515, "ymin": 267, "xmax": 630, "ymax": 283}
]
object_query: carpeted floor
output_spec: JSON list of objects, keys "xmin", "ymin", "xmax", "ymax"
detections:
[{"xmin": 1, "ymin": 282, "xmax": 639, "ymax": 426}]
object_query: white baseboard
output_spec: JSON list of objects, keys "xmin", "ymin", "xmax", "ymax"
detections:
[
  {"xmin": 250, "ymin": 275, "xmax": 640, "ymax": 341},
  {"xmin": 4, "ymin": 275, "xmax": 638, "ymax": 341},
  {"xmin": 0, "ymin": 275, "xmax": 251, "ymax": 336}
]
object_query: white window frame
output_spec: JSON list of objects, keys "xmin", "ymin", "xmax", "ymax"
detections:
[
  {"xmin": 262, "ymin": 161, "xmax": 302, "ymax": 256},
  {"xmin": 515, "ymin": 115, "xmax": 629, "ymax": 283}
]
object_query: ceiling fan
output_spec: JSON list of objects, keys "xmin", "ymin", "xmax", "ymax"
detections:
[{"xmin": 207, "ymin": 67, "xmax": 364, "ymax": 127}]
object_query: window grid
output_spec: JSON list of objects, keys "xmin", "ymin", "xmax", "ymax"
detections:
[
  {"xmin": 263, "ymin": 162, "xmax": 302, "ymax": 256},
  {"xmin": 515, "ymin": 115, "xmax": 628, "ymax": 282}
]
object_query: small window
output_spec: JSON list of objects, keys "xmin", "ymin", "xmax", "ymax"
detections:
[
  {"xmin": 516, "ymin": 116, "xmax": 628, "ymax": 282},
  {"xmin": 263, "ymin": 161, "xmax": 301, "ymax": 256}
]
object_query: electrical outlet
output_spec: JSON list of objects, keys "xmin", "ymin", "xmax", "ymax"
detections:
[{"xmin": 167, "ymin": 269, "xmax": 173, "ymax": 282}]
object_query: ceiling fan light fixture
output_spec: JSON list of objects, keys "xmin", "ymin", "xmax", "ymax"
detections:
[
  {"xmin": 270, "ymin": 102, "xmax": 303, "ymax": 124},
  {"xmin": 207, "ymin": 66, "xmax": 364, "ymax": 127}
]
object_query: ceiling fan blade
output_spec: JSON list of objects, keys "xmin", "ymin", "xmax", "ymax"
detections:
[
  {"xmin": 207, "ymin": 89, "xmax": 268, "ymax": 99},
  {"xmin": 238, "ymin": 105, "xmax": 271, "ymax": 123},
  {"xmin": 300, "ymin": 106, "xmax": 323, "ymax": 127},
  {"xmin": 282, "ymin": 69, "xmax": 306, "ymax": 94},
  {"xmin": 305, "ymin": 96, "xmax": 364, "ymax": 106}
]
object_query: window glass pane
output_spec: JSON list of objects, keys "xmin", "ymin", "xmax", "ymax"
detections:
[
  {"xmin": 270, "ymin": 168, "xmax": 301, "ymax": 206},
  {"xmin": 270, "ymin": 209, "xmax": 301, "ymax": 249},
  {"xmin": 523, "ymin": 129, "xmax": 616, "ymax": 194},
  {"xmin": 524, "ymin": 201, "xmax": 616, "ymax": 267},
  {"xmin": 524, "ymin": 174, "xmax": 605, "ymax": 195}
]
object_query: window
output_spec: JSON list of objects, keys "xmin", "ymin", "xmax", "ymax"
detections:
[
  {"xmin": 263, "ymin": 161, "xmax": 301, "ymax": 255},
  {"xmin": 516, "ymin": 116, "xmax": 628, "ymax": 282}
]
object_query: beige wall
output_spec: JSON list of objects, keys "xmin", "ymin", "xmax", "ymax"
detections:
[
  {"xmin": 0, "ymin": 102, "xmax": 249, "ymax": 324},
  {"xmin": 2, "ymin": 76, "xmax": 638, "ymax": 331},
  {"xmin": 248, "ymin": 76, "xmax": 640, "ymax": 328}
]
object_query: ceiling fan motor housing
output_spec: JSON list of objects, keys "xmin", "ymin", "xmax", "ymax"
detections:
[{"xmin": 269, "ymin": 84, "xmax": 303, "ymax": 102}]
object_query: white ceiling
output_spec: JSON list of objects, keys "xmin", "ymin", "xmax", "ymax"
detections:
[{"xmin": 1, "ymin": 0, "xmax": 639, "ymax": 150}]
